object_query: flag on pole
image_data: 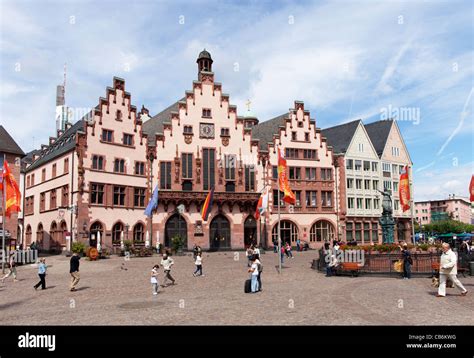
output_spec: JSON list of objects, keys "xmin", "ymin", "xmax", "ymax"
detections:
[
  {"xmin": 255, "ymin": 186, "xmax": 269, "ymax": 220},
  {"xmin": 470, "ymin": 175, "xmax": 474, "ymax": 202},
  {"xmin": 2, "ymin": 161, "xmax": 21, "ymax": 218},
  {"xmin": 201, "ymin": 187, "xmax": 214, "ymax": 221},
  {"xmin": 277, "ymin": 148, "xmax": 296, "ymax": 204},
  {"xmin": 0, "ymin": 164, "xmax": 3, "ymax": 191},
  {"xmin": 399, "ymin": 165, "xmax": 411, "ymax": 212},
  {"xmin": 144, "ymin": 185, "xmax": 159, "ymax": 217}
]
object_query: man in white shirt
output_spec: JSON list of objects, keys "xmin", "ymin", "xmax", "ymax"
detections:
[
  {"xmin": 160, "ymin": 254, "xmax": 176, "ymax": 286},
  {"xmin": 248, "ymin": 257, "xmax": 260, "ymax": 293},
  {"xmin": 437, "ymin": 243, "xmax": 468, "ymax": 297}
]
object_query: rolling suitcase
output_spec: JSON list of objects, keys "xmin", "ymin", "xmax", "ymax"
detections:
[{"xmin": 244, "ymin": 279, "xmax": 252, "ymax": 293}]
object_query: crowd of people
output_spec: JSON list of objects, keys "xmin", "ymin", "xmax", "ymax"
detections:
[{"xmin": 0, "ymin": 237, "xmax": 469, "ymax": 299}]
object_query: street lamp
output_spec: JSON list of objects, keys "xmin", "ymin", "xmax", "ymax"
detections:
[
  {"xmin": 147, "ymin": 149, "xmax": 155, "ymax": 246},
  {"xmin": 125, "ymin": 224, "xmax": 130, "ymax": 242}
]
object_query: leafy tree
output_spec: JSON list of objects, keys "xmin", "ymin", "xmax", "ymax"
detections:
[{"xmin": 423, "ymin": 220, "xmax": 474, "ymax": 234}]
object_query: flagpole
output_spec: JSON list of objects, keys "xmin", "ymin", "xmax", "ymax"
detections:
[
  {"xmin": 277, "ymin": 153, "xmax": 282, "ymax": 275},
  {"xmin": 2, "ymin": 153, "xmax": 6, "ymax": 274},
  {"xmin": 410, "ymin": 166, "xmax": 415, "ymax": 243}
]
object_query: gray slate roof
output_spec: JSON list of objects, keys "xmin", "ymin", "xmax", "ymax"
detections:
[
  {"xmin": 251, "ymin": 113, "xmax": 288, "ymax": 150},
  {"xmin": 26, "ymin": 120, "xmax": 85, "ymax": 172},
  {"xmin": 320, "ymin": 120, "xmax": 361, "ymax": 154},
  {"xmin": 0, "ymin": 125, "xmax": 25, "ymax": 156},
  {"xmin": 364, "ymin": 119, "xmax": 394, "ymax": 156},
  {"xmin": 142, "ymin": 98, "xmax": 184, "ymax": 145}
]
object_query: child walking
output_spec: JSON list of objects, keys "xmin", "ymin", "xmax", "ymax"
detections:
[{"xmin": 150, "ymin": 264, "xmax": 160, "ymax": 295}]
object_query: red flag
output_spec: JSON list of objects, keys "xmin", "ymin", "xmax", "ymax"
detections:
[
  {"xmin": 255, "ymin": 187, "xmax": 269, "ymax": 220},
  {"xmin": 469, "ymin": 175, "xmax": 474, "ymax": 202},
  {"xmin": 399, "ymin": 165, "xmax": 411, "ymax": 212},
  {"xmin": 2, "ymin": 161, "xmax": 21, "ymax": 217},
  {"xmin": 277, "ymin": 148, "xmax": 296, "ymax": 205}
]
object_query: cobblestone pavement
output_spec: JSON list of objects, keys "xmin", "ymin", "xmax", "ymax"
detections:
[{"xmin": 0, "ymin": 251, "xmax": 473, "ymax": 325}]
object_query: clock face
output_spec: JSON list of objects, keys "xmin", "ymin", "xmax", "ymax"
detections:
[{"xmin": 200, "ymin": 123, "xmax": 215, "ymax": 138}]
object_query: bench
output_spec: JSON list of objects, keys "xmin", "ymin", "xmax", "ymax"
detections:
[{"xmin": 337, "ymin": 262, "xmax": 361, "ymax": 277}]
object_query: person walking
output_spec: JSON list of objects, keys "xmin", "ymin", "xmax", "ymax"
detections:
[
  {"xmin": 34, "ymin": 258, "xmax": 47, "ymax": 290},
  {"xmin": 280, "ymin": 244, "xmax": 285, "ymax": 264},
  {"xmin": 248, "ymin": 257, "xmax": 260, "ymax": 293},
  {"xmin": 285, "ymin": 242, "xmax": 293, "ymax": 258},
  {"xmin": 296, "ymin": 238, "xmax": 301, "ymax": 252},
  {"xmin": 193, "ymin": 252, "xmax": 203, "ymax": 277},
  {"xmin": 161, "ymin": 254, "xmax": 176, "ymax": 286},
  {"xmin": 69, "ymin": 252, "xmax": 80, "ymax": 291},
  {"xmin": 437, "ymin": 243, "xmax": 468, "ymax": 297},
  {"xmin": 400, "ymin": 243, "xmax": 412, "ymax": 279},
  {"xmin": 273, "ymin": 239, "xmax": 278, "ymax": 253},
  {"xmin": 150, "ymin": 264, "xmax": 160, "ymax": 295},
  {"xmin": 1, "ymin": 251, "xmax": 18, "ymax": 283}
]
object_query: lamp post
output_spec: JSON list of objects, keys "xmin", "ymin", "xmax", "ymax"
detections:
[
  {"xmin": 125, "ymin": 224, "xmax": 130, "ymax": 243},
  {"xmin": 147, "ymin": 149, "xmax": 155, "ymax": 247}
]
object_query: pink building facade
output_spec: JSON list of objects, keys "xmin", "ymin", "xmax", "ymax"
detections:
[
  {"xmin": 24, "ymin": 78, "xmax": 151, "ymax": 251},
  {"xmin": 415, "ymin": 197, "xmax": 472, "ymax": 225}
]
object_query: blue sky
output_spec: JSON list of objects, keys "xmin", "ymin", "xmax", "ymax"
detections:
[{"xmin": 1, "ymin": 0, "xmax": 472, "ymax": 201}]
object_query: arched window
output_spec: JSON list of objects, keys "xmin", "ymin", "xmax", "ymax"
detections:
[
  {"xmin": 50, "ymin": 222, "xmax": 58, "ymax": 247},
  {"xmin": 25, "ymin": 225, "xmax": 32, "ymax": 246},
  {"xmin": 37, "ymin": 223, "xmax": 44, "ymax": 248},
  {"xmin": 112, "ymin": 222, "xmax": 124, "ymax": 245},
  {"xmin": 133, "ymin": 223, "xmax": 145, "ymax": 243},
  {"xmin": 310, "ymin": 220, "xmax": 335, "ymax": 242},
  {"xmin": 272, "ymin": 220, "xmax": 298, "ymax": 244},
  {"xmin": 60, "ymin": 221, "xmax": 67, "ymax": 246}
]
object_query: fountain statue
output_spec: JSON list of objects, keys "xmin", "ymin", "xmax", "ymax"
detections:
[{"xmin": 377, "ymin": 189, "xmax": 395, "ymax": 244}]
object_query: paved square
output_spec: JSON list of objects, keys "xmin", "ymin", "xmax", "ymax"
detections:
[{"xmin": 0, "ymin": 251, "xmax": 473, "ymax": 325}]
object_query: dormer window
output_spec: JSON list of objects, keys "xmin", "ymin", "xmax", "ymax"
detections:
[
  {"xmin": 116, "ymin": 110, "xmax": 123, "ymax": 121},
  {"xmin": 202, "ymin": 108, "xmax": 212, "ymax": 118},
  {"xmin": 291, "ymin": 131, "xmax": 297, "ymax": 141},
  {"xmin": 298, "ymin": 121, "xmax": 304, "ymax": 128},
  {"xmin": 304, "ymin": 132, "xmax": 310, "ymax": 142}
]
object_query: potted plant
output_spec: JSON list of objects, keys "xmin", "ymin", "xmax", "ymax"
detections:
[
  {"xmin": 171, "ymin": 235, "xmax": 185, "ymax": 255},
  {"xmin": 71, "ymin": 241, "xmax": 86, "ymax": 256}
]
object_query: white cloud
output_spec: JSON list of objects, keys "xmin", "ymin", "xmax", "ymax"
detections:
[{"xmin": 414, "ymin": 162, "xmax": 473, "ymax": 201}]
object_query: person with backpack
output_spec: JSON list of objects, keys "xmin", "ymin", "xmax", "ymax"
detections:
[
  {"xmin": 150, "ymin": 264, "xmax": 160, "ymax": 295},
  {"xmin": 400, "ymin": 243, "xmax": 412, "ymax": 279}
]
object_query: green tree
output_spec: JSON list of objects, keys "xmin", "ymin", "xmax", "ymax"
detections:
[{"xmin": 423, "ymin": 220, "xmax": 474, "ymax": 234}]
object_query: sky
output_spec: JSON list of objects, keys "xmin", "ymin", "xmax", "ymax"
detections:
[{"xmin": 0, "ymin": 0, "xmax": 472, "ymax": 201}]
